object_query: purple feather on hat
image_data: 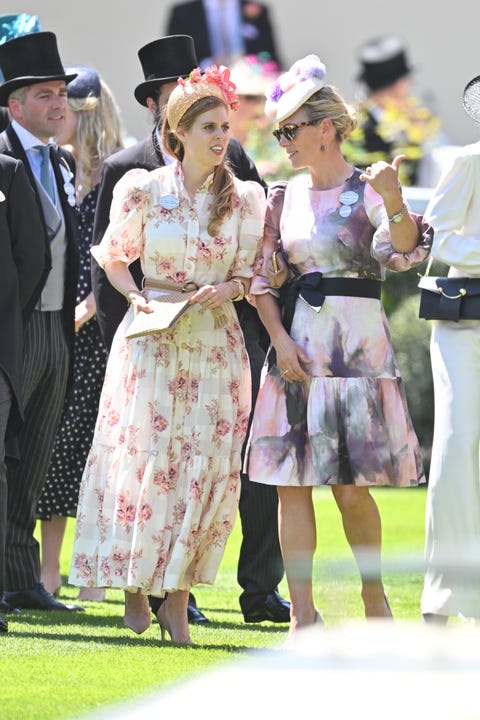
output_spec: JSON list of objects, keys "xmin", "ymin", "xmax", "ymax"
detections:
[{"xmin": 265, "ymin": 54, "xmax": 326, "ymax": 119}]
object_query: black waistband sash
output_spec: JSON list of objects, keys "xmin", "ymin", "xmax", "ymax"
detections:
[{"xmin": 279, "ymin": 272, "xmax": 382, "ymax": 333}]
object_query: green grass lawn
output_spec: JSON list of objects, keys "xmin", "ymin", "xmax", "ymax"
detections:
[{"xmin": 1, "ymin": 487, "xmax": 427, "ymax": 720}]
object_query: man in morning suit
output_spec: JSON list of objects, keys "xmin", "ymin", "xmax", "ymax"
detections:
[
  {"xmin": 0, "ymin": 31, "xmax": 82, "ymax": 612},
  {"xmin": 165, "ymin": 0, "xmax": 282, "ymax": 69},
  {"xmin": 91, "ymin": 34, "xmax": 289, "ymax": 626},
  {"xmin": 0, "ymin": 154, "xmax": 46, "ymax": 632}
]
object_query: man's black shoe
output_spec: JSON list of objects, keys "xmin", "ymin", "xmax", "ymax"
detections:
[
  {"xmin": 187, "ymin": 595, "xmax": 210, "ymax": 624},
  {"xmin": 0, "ymin": 615, "xmax": 7, "ymax": 632},
  {"xmin": 2, "ymin": 583, "xmax": 84, "ymax": 612},
  {"xmin": 243, "ymin": 591, "xmax": 291, "ymax": 623},
  {"xmin": 0, "ymin": 599, "xmax": 21, "ymax": 615}
]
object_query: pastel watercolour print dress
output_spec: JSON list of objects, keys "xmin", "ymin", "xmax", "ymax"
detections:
[
  {"xmin": 69, "ymin": 162, "xmax": 266, "ymax": 595},
  {"xmin": 247, "ymin": 170, "xmax": 432, "ymax": 488}
]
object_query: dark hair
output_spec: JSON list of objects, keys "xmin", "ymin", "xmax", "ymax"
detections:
[{"xmin": 161, "ymin": 95, "xmax": 235, "ymax": 237}]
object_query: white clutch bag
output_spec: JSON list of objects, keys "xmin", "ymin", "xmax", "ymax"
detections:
[{"xmin": 125, "ymin": 290, "xmax": 196, "ymax": 339}]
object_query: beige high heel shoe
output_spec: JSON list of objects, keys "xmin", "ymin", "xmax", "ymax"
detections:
[
  {"xmin": 156, "ymin": 602, "xmax": 195, "ymax": 646},
  {"xmin": 123, "ymin": 590, "xmax": 151, "ymax": 635}
]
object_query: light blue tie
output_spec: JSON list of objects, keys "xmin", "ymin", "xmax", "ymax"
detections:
[{"xmin": 36, "ymin": 145, "xmax": 55, "ymax": 202}]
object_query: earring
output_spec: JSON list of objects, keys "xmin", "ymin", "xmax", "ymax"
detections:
[{"xmin": 320, "ymin": 144, "xmax": 325, "ymax": 152}]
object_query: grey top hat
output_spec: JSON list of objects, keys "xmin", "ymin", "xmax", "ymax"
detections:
[
  {"xmin": 357, "ymin": 35, "xmax": 412, "ymax": 92},
  {"xmin": 463, "ymin": 75, "xmax": 480, "ymax": 123},
  {"xmin": 0, "ymin": 31, "xmax": 77, "ymax": 106},
  {"xmin": 134, "ymin": 35, "xmax": 198, "ymax": 107}
]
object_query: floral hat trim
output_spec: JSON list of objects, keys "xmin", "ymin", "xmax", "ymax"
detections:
[
  {"xmin": 168, "ymin": 64, "xmax": 239, "ymax": 130},
  {"xmin": 265, "ymin": 54, "xmax": 327, "ymax": 121}
]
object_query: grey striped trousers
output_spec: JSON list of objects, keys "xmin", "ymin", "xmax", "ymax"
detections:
[{"xmin": 5, "ymin": 310, "xmax": 69, "ymax": 590}]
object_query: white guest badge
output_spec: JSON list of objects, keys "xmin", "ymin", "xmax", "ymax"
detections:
[
  {"xmin": 0, "ymin": 190, "xmax": 5, "ymax": 202},
  {"xmin": 159, "ymin": 194, "xmax": 179, "ymax": 209},
  {"xmin": 339, "ymin": 190, "xmax": 358, "ymax": 218}
]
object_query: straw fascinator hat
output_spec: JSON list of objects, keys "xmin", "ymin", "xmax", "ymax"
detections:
[
  {"xmin": 264, "ymin": 54, "xmax": 327, "ymax": 122},
  {"xmin": 166, "ymin": 64, "xmax": 239, "ymax": 131},
  {"xmin": 463, "ymin": 75, "xmax": 480, "ymax": 123}
]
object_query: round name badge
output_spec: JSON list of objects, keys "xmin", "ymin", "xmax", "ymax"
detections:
[
  {"xmin": 339, "ymin": 204, "xmax": 352, "ymax": 217},
  {"xmin": 339, "ymin": 190, "xmax": 358, "ymax": 205},
  {"xmin": 159, "ymin": 194, "xmax": 179, "ymax": 209}
]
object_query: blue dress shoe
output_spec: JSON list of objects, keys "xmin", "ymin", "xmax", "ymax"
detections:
[
  {"xmin": 243, "ymin": 590, "xmax": 291, "ymax": 623},
  {"xmin": 3, "ymin": 583, "xmax": 84, "ymax": 612}
]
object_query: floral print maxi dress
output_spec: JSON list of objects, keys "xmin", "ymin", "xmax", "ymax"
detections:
[
  {"xmin": 247, "ymin": 170, "xmax": 431, "ymax": 488},
  {"xmin": 69, "ymin": 163, "xmax": 265, "ymax": 595}
]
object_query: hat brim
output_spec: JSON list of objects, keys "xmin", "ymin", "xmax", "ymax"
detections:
[
  {"xmin": 0, "ymin": 72, "xmax": 77, "ymax": 106},
  {"xmin": 134, "ymin": 74, "xmax": 188, "ymax": 107},
  {"xmin": 274, "ymin": 77, "xmax": 325, "ymax": 123},
  {"xmin": 463, "ymin": 75, "xmax": 480, "ymax": 123}
]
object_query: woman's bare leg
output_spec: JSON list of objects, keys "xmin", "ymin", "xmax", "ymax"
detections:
[
  {"xmin": 331, "ymin": 485, "xmax": 392, "ymax": 619},
  {"xmin": 278, "ymin": 485, "xmax": 319, "ymax": 638}
]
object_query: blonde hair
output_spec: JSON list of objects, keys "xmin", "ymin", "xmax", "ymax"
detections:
[
  {"xmin": 161, "ymin": 95, "xmax": 235, "ymax": 237},
  {"xmin": 69, "ymin": 77, "xmax": 124, "ymax": 195},
  {"xmin": 304, "ymin": 85, "xmax": 357, "ymax": 142}
]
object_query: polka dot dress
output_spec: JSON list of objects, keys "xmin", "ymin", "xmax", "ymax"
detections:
[{"xmin": 37, "ymin": 186, "xmax": 107, "ymax": 520}]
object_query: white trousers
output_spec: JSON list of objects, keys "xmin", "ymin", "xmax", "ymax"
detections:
[{"xmin": 421, "ymin": 319, "xmax": 480, "ymax": 617}]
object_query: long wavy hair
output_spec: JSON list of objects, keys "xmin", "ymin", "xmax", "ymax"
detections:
[
  {"xmin": 161, "ymin": 95, "xmax": 235, "ymax": 237},
  {"xmin": 68, "ymin": 78, "xmax": 124, "ymax": 195}
]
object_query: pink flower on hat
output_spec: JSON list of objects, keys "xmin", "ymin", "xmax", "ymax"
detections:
[{"xmin": 178, "ymin": 64, "xmax": 239, "ymax": 111}]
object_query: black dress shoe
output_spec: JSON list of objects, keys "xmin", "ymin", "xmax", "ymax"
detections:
[
  {"xmin": 0, "ymin": 615, "xmax": 7, "ymax": 632},
  {"xmin": 2, "ymin": 583, "xmax": 85, "ymax": 612},
  {"xmin": 0, "ymin": 599, "xmax": 21, "ymax": 615},
  {"xmin": 149, "ymin": 592, "xmax": 210, "ymax": 625},
  {"xmin": 243, "ymin": 591, "xmax": 291, "ymax": 623},
  {"xmin": 187, "ymin": 600, "xmax": 210, "ymax": 625}
]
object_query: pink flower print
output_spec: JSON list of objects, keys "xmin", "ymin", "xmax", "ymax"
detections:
[
  {"xmin": 225, "ymin": 329, "xmax": 238, "ymax": 352},
  {"xmin": 153, "ymin": 414, "xmax": 168, "ymax": 432},
  {"xmin": 107, "ymin": 409, "xmax": 120, "ymax": 427},
  {"xmin": 99, "ymin": 557, "xmax": 111, "ymax": 580},
  {"xmin": 169, "ymin": 370, "xmax": 188, "ymax": 400},
  {"xmin": 229, "ymin": 377, "xmax": 241, "ymax": 402},
  {"xmin": 73, "ymin": 553, "xmax": 95, "ymax": 580},
  {"xmin": 138, "ymin": 503, "xmax": 153, "ymax": 529},
  {"xmin": 189, "ymin": 478, "xmax": 202, "ymax": 501},
  {"xmin": 135, "ymin": 463, "xmax": 146, "ymax": 484},
  {"xmin": 198, "ymin": 242, "xmax": 214, "ymax": 263},
  {"xmin": 215, "ymin": 418, "xmax": 232, "ymax": 437},
  {"xmin": 116, "ymin": 493, "xmax": 137, "ymax": 528},
  {"xmin": 208, "ymin": 345, "xmax": 228, "ymax": 370}
]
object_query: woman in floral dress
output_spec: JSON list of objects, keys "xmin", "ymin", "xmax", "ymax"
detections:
[
  {"xmin": 69, "ymin": 66, "xmax": 266, "ymax": 644},
  {"xmin": 246, "ymin": 55, "xmax": 432, "ymax": 644}
]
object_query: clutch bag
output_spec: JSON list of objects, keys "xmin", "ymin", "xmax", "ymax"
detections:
[{"xmin": 125, "ymin": 290, "xmax": 196, "ymax": 338}]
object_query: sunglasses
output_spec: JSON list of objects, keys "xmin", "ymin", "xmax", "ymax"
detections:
[{"xmin": 272, "ymin": 121, "xmax": 316, "ymax": 142}]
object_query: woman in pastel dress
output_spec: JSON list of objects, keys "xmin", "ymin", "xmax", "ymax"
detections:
[
  {"xmin": 246, "ymin": 55, "xmax": 432, "ymax": 643},
  {"xmin": 69, "ymin": 66, "xmax": 266, "ymax": 645}
]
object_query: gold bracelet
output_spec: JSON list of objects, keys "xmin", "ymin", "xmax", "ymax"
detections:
[{"xmin": 230, "ymin": 278, "xmax": 246, "ymax": 302}]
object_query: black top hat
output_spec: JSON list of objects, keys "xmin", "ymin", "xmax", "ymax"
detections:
[
  {"xmin": 134, "ymin": 35, "xmax": 198, "ymax": 107},
  {"xmin": 0, "ymin": 31, "xmax": 77, "ymax": 106},
  {"xmin": 357, "ymin": 36, "xmax": 412, "ymax": 92}
]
